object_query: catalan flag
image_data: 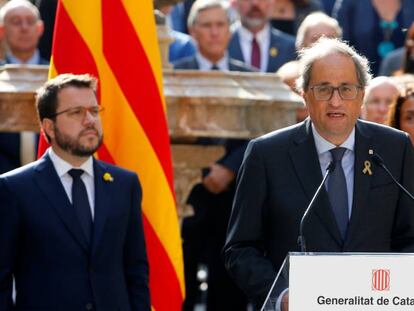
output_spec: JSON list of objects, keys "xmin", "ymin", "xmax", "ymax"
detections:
[{"xmin": 38, "ymin": 1, "xmax": 184, "ymax": 309}]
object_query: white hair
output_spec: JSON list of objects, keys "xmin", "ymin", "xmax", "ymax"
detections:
[
  {"xmin": 295, "ymin": 11, "xmax": 342, "ymax": 50},
  {"xmin": 187, "ymin": 0, "xmax": 230, "ymax": 29},
  {"xmin": 0, "ymin": 0, "xmax": 40, "ymax": 24}
]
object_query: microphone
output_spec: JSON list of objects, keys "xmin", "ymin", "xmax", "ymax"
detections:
[
  {"xmin": 371, "ymin": 153, "xmax": 414, "ymax": 201},
  {"xmin": 298, "ymin": 161, "xmax": 335, "ymax": 252}
]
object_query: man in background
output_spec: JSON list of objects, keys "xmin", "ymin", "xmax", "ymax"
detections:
[
  {"xmin": 228, "ymin": 0, "xmax": 296, "ymax": 72},
  {"xmin": 0, "ymin": 0, "xmax": 48, "ymax": 174},
  {"xmin": 175, "ymin": 1, "xmax": 252, "ymax": 310},
  {"xmin": 361, "ymin": 76, "xmax": 400, "ymax": 124}
]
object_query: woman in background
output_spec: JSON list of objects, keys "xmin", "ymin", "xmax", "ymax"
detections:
[{"xmin": 388, "ymin": 88, "xmax": 414, "ymax": 145}]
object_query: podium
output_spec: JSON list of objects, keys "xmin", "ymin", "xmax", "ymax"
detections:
[{"xmin": 262, "ymin": 252, "xmax": 414, "ymax": 311}]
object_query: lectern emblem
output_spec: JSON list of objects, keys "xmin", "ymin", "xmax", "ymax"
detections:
[{"xmin": 372, "ymin": 269, "xmax": 390, "ymax": 291}]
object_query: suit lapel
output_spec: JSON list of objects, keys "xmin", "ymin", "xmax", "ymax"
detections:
[
  {"xmin": 91, "ymin": 160, "xmax": 112, "ymax": 257},
  {"xmin": 229, "ymin": 31, "xmax": 244, "ymax": 63},
  {"xmin": 267, "ymin": 30, "xmax": 278, "ymax": 72},
  {"xmin": 289, "ymin": 120, "xmax": 343, "ymax": 246},
  {"xmin": 345, "ymin": 121, "xmax": 376, "ymax": 246},
  {"xmin": 190, "ymin": 56, "xmax": 200, "ymax": 69},
  {"xmin": 34, "ymin": 155, "xmax": 89, "ymax": 252}
]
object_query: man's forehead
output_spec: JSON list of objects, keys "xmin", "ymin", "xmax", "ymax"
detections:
[{"xmin": 5, "ymin": 6, "xmax": 37, "ymax": 19}]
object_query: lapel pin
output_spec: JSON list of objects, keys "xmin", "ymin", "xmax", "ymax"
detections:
[
  {"xmin": 369, "ymin": 149, "xmax": 374, "ymax": 155},
  {"xmin": 363, "ymin": 160, "xmax": 372, "ymax": 175},
  {"xmin": 269, "ymin": 47, "xmax": 278, "ymax": 57},
  {"xmin": 103, "ymin": 172, "xmax": 114, "ymax": 182}
]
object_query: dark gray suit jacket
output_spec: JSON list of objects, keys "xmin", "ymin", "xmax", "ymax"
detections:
[{"xmin": 224, "ymin": 119, "xmax": 414, "ymax": 306}]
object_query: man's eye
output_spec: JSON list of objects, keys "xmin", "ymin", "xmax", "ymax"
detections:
[
  {"xmin": 317, "ymin": 86, "xmax": 330, "ymax": 93},
  {"xmin": 69, "ymin": 109, "xmax": 83, "ymax": 116}
]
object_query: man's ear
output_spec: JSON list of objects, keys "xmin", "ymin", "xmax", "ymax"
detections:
[
  {"xmin": 0, "ymin": 24, "xmax": 5, "ymax": 40},
  {"xmin": 301, "ymin": 91, "xmax": 308, "ymax": 107},
  {"xmin": 36, "ymin": 20, "xmax": 44, "ymax": 38},
  {"xmin": 42, "ymin": 118, "xmax": 54, "ymax": 142}
]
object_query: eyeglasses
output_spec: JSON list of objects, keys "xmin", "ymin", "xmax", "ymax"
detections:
[
  {"xmin": 309, "ymin": 84, "xmax": 362, "ymax": 101},
  {"xmin": 51, "ymin": 106, "xmax": 104, "ymax": 121}
]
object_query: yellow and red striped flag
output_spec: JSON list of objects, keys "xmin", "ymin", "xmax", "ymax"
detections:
[{"xmin": 38, "ymin": 1, "xmax": 184, "ymax": 309}]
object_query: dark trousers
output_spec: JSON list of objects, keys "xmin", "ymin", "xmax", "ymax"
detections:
[{"xmin": 182, "ymin": 183, "xmax": 248, "ymax": 311}]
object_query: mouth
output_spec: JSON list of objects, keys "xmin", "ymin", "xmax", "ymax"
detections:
[
  {"xmin": 327, "ymin": 112, "xmax": 346, "ymax": 118},
  {"xmin": 81, "ymin": 129, "xmax": 99, "ymax": 137}
]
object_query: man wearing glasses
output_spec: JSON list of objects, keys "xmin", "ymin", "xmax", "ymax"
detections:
[
  {"xmin": 0, "ymin": 74, "xmax": 150, "ymax": 310},
  {"xmin": 224, "ymin": 38, "xmax": 414, "ymax": 310}
]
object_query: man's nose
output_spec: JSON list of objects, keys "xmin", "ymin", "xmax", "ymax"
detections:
[{"xmin": 329, "ymin": 89, "xmax": 343, "ymax": 107}]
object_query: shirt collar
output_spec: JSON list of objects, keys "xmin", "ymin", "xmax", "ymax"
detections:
[
  {"xmin": 238, "ymin": 22, "xmax": 269, "ymax": 44},
  {"xmin": 311, "ymin": 122, "xmax": 355, "ymax": 155},
  {"xmin": 48, "ymin": 147, "xmax": 94, "ymax": 178},
  {"xmin": 195, "ymin": 51, "xmax": 229, "ymax": 71},
  {"xmin": 6, "ymin": 49, "xmax": 41, "ymax": 65}
]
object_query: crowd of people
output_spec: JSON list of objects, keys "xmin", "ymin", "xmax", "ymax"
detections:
[{"xmin": 0, "ymin": 0, "xmax": 414, "ymax": 311}]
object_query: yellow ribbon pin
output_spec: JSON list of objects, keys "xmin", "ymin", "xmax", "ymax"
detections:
[
  {"xmin": 363, "ymin": 161, "xmax": 372, "ymax": 175},
  {"xmin": 269, "ymin": 47, "xmax": 278, "ymax": 57}
]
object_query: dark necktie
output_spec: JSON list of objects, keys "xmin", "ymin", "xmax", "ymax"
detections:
[
  {"xmin": 68, "ymin": 169, "xmax": 92, "ymax": 244},
  {"xmin": 328, "ymin": 147, "xmax": 349, "ymax": 240},
  {"xmin": 251, "ymin": 36, "xmax": 261, "ymax": 69},
  {"xmin": 211, "ymin": 64, "xmax": 219, "ymax": 70}
]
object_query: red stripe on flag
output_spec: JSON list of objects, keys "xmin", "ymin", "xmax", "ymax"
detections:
[
  {"xmin": 101, "ymin": 1, "xmax": 174, "ymax": 193},
  {"xmin": 52, "ymin": 3, "xmax": 100, "ymax": 98},
  {"xmin": 98, "ymin": 143, "xmax": 183, "ymax": 308},
  {"xmin": 97, "ymin": 143, "xmax": 115, "ymax": 164},
  {"xmin": 143, "ymin": 216, "xmax": 183, "ymax": 310}
]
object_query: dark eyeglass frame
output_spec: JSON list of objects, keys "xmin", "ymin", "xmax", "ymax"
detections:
[
  {"xmin": 49, "ymin": 106, "xmax": 105, "ymax": 119},
  {"xmin": 309, "ymin": 84, "xmax": 363, "ymax": 101}
]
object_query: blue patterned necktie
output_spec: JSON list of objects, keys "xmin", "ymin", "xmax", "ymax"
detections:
[
  {"xmin": 328, "ymin": 147, "xmax": 349, "ymax": 239},
  {"xmin": 68, "ymin": 169, "xmax": 92, "ymax": 244}
]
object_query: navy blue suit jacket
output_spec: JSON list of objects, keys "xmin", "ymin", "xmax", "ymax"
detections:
[
  {"xmin": 0, "ymin": 155, "xmax": 150, "ymax": 310},
  {"xmin": 228, "ymin": 25, "xmax": 296, "ymax": 73}
]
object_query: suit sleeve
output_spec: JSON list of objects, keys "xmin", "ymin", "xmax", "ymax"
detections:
[
  {"xmin": 124, "ymin": 174, "xmax": 151, "ymax": 310},
  {"xmin": 0, "ymin": 177, "xmax": 18, "ymax": 310},
  {"xmin": 391, "ymin": 135, "xmax": 414, "ymax": 252},
  {"xmin": 217, "ymin": 139, "xmax": 248, "ymax": 173},
  {"xmin": 224, "ymin": 139, "xmax": 277, "ymax": 306}
]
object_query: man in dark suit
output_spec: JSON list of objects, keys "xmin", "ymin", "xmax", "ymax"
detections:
[
  {"xmin": 0, "ymin": 74, "xmax": 150, "ymax": 310},
  {"xmin": 228, "ymin": 0, "xmax": 296, "ymax": 72},
  {"xmin": 224, "ymin": 38, "xmax": 414, "ymax": 310},
  {"xmin": 174, "ymin": 1, "xmax": 252, "ymax": 310},
  {"xmin": 0, "ymin": 0, "xmax": 49, "ymax": 174}
]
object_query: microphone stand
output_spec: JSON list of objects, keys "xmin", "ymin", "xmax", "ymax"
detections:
[
  {"xmin": 298, "ymin": 161, "xmax": 335, "ymax": 252},
  {"xmin": 372, "ymin": 154, "xmax": 414, "ymax": 201}
]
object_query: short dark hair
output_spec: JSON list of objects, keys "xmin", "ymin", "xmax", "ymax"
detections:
[{"xmin": 36, "ymin": 73, "xmax": 98, "ymax": 122}]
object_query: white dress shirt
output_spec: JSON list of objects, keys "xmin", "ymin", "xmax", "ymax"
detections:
[
  {"xmin": 237, "ymin": 23, "xmax": 270, "ymax": 72},
  {"xmin": 312, "ymin": 123, "xmax": 355, "ymax": 218},
  {"xmin": 48, "ymin": 148, "xmax": 95, "ymax": 219},
  {"xmin": 195, "ymin": 52, "xmax": 230, "ymax": 71},
  {"xmin": 6, "ymin": 49, "xmax": 42, "ymax": 65}
]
